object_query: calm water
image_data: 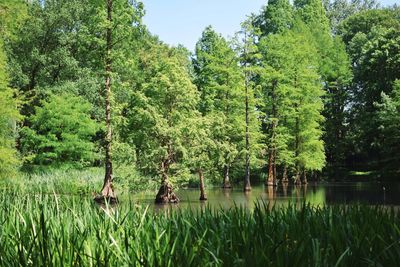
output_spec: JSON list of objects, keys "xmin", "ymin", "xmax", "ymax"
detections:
[{"xmin": 130, "ymin": 182, "xmax": 400, "ymax": 210}]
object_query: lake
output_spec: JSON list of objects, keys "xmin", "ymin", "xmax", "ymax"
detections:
[{"xmin": 130, "ymin": 181, "xmax": 400, "ymax": 210}]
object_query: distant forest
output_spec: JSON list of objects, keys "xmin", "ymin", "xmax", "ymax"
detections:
[{"xmin": 0, "ymin": 0, "xmax": 399, "ymax": 189}]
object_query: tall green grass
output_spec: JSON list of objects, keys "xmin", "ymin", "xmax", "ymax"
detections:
[
  {"xmin": 0, "ymin": 166, "xmax": 160, "ymax": 194},
  {"xmin": 0, "ymin": 192, "xmax": 399, "ymax": 266}
]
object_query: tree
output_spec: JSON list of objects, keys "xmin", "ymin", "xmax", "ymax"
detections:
[
  {"xmin": 294, "ymin": 0, "xmax": 330, "ymax": 32},
  {"xmin": 193, "ymin": 26, "xmax": 246, "ymax": 188},
  {"xmin": 183, "ymin": 115, "xmax": 217, "ymax": 200},
  {"xmin": 320, "ymin": 37, "xmax": 352, "ymax": 168},
  {"xmin": 292, "ymin": 0, "xmax": 352, "ymax": 171},
  {"xmin": 259, "ymin": 27, "xmax": 325, "ymax": 185},
  {"xmin": 233, "ymin": 19, "xmax": 265, "ymax": 191},
  {"xmin": 338, "ymin": 9, "xmax": 400, "ymax": 168},
  {"xmin": 101, "ymin": 0, "xmax": 115, "ymax": 200},
  {"xmin": 20, "ymin": 93, "xmax": 98, "ymax": 167},
  {"xmin": 376, "ymin": 80, "xmax": 400, "ymax": 171},
  {"xmin": 0, "ymin": 0, "xmax": 27, "ymax": 178},
  {"xmin": 125, "ymin": 43, "xmax": 199, "ymax": 203},
  {"xmin": 324, "ymin": 0, "xmax": 380, "ymax": 32},
  {"xmin": 252, "ymin": 0, "xmax": 294, "ymax": 36},
  {"xmin": 0, "ymin": 43, "xmax": 20, "ymax": 178}
]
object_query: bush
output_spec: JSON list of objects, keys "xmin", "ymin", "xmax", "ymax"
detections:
[{"xmin": 20, "ymin": 93, "xmax": 99, "ymax": 167}]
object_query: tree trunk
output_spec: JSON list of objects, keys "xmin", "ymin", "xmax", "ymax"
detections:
[
  {"xmin": 282, "ymin": 182, "xmax": 288, "ymax": 197},
  {"xmin": 282, "ymin": 166, "xmax": 288, "ymax": 184},
  {"xmin": 199, "ymin": 169, "xmax": 207, "ymax": 201},
  {"xmin": 155, "ymin": 160, "xmax": 179, "ymax": 204},
  {"xmin": 266, "ymin": 151, "xmax": 275, "ymax": 186},
  {"xmin": 294, "ymin": 169, "xmax": 302, "ymax": 185},
  {"xmin": 244, "ymin": 71, "xmax": 251, "ymax": 192},
  {"xmin": 96, "ymin": 0, "xmax": 116, "ymax": 203},
  {"xmin": 266, "ymin": 185, "xmax": 275, "ymax": 201},
  {"xmin": 266, "ymin": 80, "xmax": 277, "ymax": 186},
  {"xmin": 302, "ymin": 170, "xmax": 308, "ymax": 185},
  {"xmin": 273, "ymin": 149, "xmax": 277, "ymax": 185},
  {"xmin": 222, "ymin": 164, "xmax": 231, "ymax": 188}
]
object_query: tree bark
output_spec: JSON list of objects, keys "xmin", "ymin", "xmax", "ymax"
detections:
[
  {"xmin": 266, "ymin": 80, "xmax": 277, "ymax": 186},
  {"xmin": 302, "ymin": 170, "xmax": 308, "ymax": 185},
  {"xmin": 282, "ymin": 182, "xmax": 288, "ymax": 197},
  {"xmin": 222, "ymin": 164, "xmax": 232, "ymax": 188},
  {"xmin": 99, "ymin": 0, "xmax": 116, "ymax": 201},
  {"xmin": 199, "ymin": 169, "xmax": 207, "ymax": 200},
  {"xmin": 155, "ymin": 159, "xmax": 179, "ymax": 204},
  {"xmin": 266, "ymin": 150, "xmax": 275, "ymax": 186},
  {"xmin": 273, "ymin": 149, "xmax": 277, "ymax": 185},
  {"xmin": 282, "ymin": 165, "xmax": 288, "ymax": 184},
  {"xmin": 266, "ymin": 185, "xmax": 275, "ymax": 201},
  {"xmin": 294, "ymin": 169, "xmax": 301, "ymax": 185},
  {"xmin": 244, "ymin": 68, "xmax": 251, "ymax": 192}
]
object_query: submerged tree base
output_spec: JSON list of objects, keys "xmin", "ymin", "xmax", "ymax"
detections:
[
  {"xmin": 199, "ymin": 195, "xmax": 208, "ymax": 201},
  {"xmin": 222, "ymin": 182, "xmax": 232, "ymax": 189},
  {"xmin": 265, "ymin": 180, "xmax": 277, "ymax": 186},
  {"xmin": 155, "ymin": 182, "xmax": 180, "ymax": 204},
  {"xmin": 93, "ymin": 194, "xmax": 118, "ymax": 205}
]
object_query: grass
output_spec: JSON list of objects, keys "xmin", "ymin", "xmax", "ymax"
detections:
[
  {"xmin": 0, "ymin": 168, "xmax": 103, "ymax": 194},
  {"xmin": 0, "ymin": 166, "xmax": 161, "ymax": 194},
  {"xmin": 0, "ymin": 191, "xmax": 399, "ymax": 266}
]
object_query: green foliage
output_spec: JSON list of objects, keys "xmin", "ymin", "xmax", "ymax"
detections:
[
  {"xmin": 1, "ymin": 194, "xmax": 400, "ymax": 266},
  {"xmin": 259, "ymin": 27, "xmax": 326, "ymax": 174},
  {"xmin": 253, "ymin": 0, "xmax": 294, "ymax": 36},
  {"xmin": 0, "ymin": 45, "xmax": 20, "ymax": 178},
  {"xmin": 21, "ymin": 93, "xmax": 99, "ymax": 167},
  {"xmin": 0, "ymin": 0, "xmax": 27, "ymax": 39},
  {"xmin": 376, "ymin": 80, "xmax": 400, "ymax": 170},
  {"xmin": 0, "ymin": 0, "xmax": 27, "ymax": 178},
  {"xmin": 123, "ymin": 43, "xmax": 199, "ymax": 183},
  {"xmin": 193, "ymin": 26, "xmax": 247, "ymax": 181},
  {"xmin": 324, "ymin": 0, "xmax": 380, "ymax": 32},
  {"xmin": 1, "ymin": 0, "xmax": 400, "ymax": 183},
  {"xmin": 338, "ymin": 8, "xmax": 400, "ymax": 166},
  {"xmin": 294, "ymin": 0, "xmax": 331, "ymax": 32}
]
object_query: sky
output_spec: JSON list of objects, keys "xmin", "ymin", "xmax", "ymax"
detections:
[{"xmin": 142, "ymin": 0, "xmax": 399, "ymax": 51}]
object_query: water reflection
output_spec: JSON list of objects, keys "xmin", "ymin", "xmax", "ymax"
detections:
[{"xmin": 129, "ymin": 182, "xmax": 400, "ymax": 211}]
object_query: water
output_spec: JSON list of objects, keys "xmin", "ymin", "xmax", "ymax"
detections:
[{"xmin": 130, "ymin": 181, "xmax": 400, "ymax": 210}]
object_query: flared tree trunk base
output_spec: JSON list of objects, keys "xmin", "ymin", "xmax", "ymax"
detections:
[
  {"xmin": 155, "ymin": 182, "xmax": 180, "ymax": 204},
  {"xmin": 94, "ymin": 181, "xmax": 117, "ymax": 204},
  {"xmin": 222, "ymin": 181, "xmax": 232, "ymax": 189},
  {"xmin": 93, "ymin": 194, "xmax": 118, "ymax": 205},
  {"xmin": 294, "ymin": 178, "xmax": 302, "ymax": 185},
  {"xmin": 199, "ymin": 170, "xmax": 207, "ymax": 201},
  {"xmin": 199, "ymin": 195, "xmax": 208, "ymax": 201},
  {"xmin": 244, "ymin": 178, "xmax": 252, "ymax": 191},
  {"xmin": 244, "ymin": 185, "xmax": 252, "ymax": 192},
  {"xmin": 265, "ymin": 179, "xmax": 277, "ymax": 186}
]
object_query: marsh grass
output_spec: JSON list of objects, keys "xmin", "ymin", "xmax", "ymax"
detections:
[
  {"xmin": 0, "ymin": 192, "xmax": 399, "ymax": 266},
  {"xmin": 0, "ymin": 167, "xmax": 160, "ymax": 194}
]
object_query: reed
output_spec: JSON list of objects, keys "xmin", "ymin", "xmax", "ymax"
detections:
[{"xmin": 0, "ymin": 191, "xmax": 399, "ymax": 266}]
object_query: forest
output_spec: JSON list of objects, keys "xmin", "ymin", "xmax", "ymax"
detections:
[
  {"xmin": 1, "ymin": 0, "xmax": 400, "ymax": 265},
  {"xmin": 1, "ymin": 0, "xmax": 399, "ymax": 200}
]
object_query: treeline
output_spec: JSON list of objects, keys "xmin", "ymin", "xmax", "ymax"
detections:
[{"xmin": 0, "ymin": 0, "xmax": 399, "ymax": 192}]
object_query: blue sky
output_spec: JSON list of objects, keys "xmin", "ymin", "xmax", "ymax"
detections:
[{"xmin": 142, "ymin": 0, "xmax": 399, "ymax": 51}]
